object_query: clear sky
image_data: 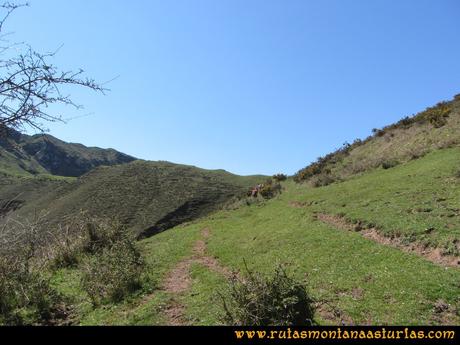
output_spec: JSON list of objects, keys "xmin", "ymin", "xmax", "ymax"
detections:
[{"xmin": 7, "ymin": 0, "xmax": 460, "ymax": 175}]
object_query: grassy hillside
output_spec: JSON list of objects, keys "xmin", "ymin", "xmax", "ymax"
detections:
[
  {"xmin": 50, "ymin": 147, "xmax": 459, "ymax": 325},
  {"xmin": 295, "ymin": 95, "xmax": 460, "ymax": 185},
  {"xmin": 0, "ymin": 128, "xmax": 135, "ymax": 177},
  {"xmin": 1, "ymin": 96, "xmax": 459, "ymax": 326},
  {"xmin": 1, "ymin": 160, "xmax": 265, "ymax": 237}
]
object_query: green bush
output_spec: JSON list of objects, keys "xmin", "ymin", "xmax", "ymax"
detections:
[
  {"xmin": 50, "ymin": 216, "xmax": 133, "ymax": 269},
  {"xmin": 425, "ymin": 102, "xmax": 451, "ymax": 128},
  {"xmin": 50, "ymin": 221, "xmax": 86, "ymax": 269},
  {"xmin": 294, "ymin": 143, "xmax": 351, "ymax": 183},
  {"xmin": 0, "ymin": 255, "xmax": 65, "ymax": 325},
  {"xmin": 52, "ymin": 245, "xmax": 81, "ymax": 269},
  {"xmin": 259, "ymin": 179, "xmax": 282, "ymax": 199},
  {"xmin": 310, "ymin": 173, "xmax": 336, "ymax": 187},
  {"xmin": 381, "ymin": 160, "xmax": 399, "ymax": 170},
  {"xmin": 82, "ymin": 218, "xmax": 128, "ymax": 254},
  {"xmin": 221, "ymin": 263, "xmax": 315, "ymax": 326},
  {"xmin": 273, "ymin": 174, "xmax": 287, "ymax": 182},
  {"xmin": 81, "ymin": 238, "xmax": 145, "ymax": 306}
]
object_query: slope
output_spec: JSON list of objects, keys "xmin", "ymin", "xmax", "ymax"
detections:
[
  {"xmin": 1, "ymin": 160, "xmax": 265, "ymax": 238},
  {"xmin": 54, "ymin": 147, "xmax": 459, "ymax": 325},
  {"xmin": 295, "ymin": 94, "xmax": 460, "ymax": 185}
]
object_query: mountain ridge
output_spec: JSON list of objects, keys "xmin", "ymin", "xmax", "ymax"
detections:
[{"xmin": 0, "ymin": 128, "xmax": 136, "ymax": 177}]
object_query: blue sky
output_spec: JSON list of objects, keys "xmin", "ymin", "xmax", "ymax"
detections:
[{"xmin": 7, "ymin": 0, "xmax": 460, "ymax": 175}]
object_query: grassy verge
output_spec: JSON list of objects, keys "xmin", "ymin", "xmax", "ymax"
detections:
[{"xmin": 50, "ymin": 148, "xmax": 460, "ymax": 325}]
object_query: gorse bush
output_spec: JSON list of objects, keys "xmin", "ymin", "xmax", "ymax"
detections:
[
  {"xmin": 259, "ymin": 179, "xmax": 282, "ymax": 199},
  {"xmin": 0, "ymin": 213, "xmax": 146, "ymax": 322},
  {"xmin": 310, "ymin": 173, "xmax": 337, "ymax": 187},
  {"xmin": 0, "ymin": 254, "xmax": 65, "ymax": 325},
  {"xmin": 379, "ymin": 101, "xmax": 453, "ymax": 132},
  {"xmin": 294, "ymin": 142, "xmax": 352, "ymax": 184},
  {"xmin": 82, "ymin": 217, "xmax": 129, "ymax": 254},
  {"xmin": 221, "ymin": 263, "xmax": 315, "ymax": 326},
  {"xmin": 82, "ymin": 240, "xmax": 144, "ymax": 306},
  {"xmin": 51, "ymin": 215, "xmax": 135, "ymax": 269},
  {"xmin": 80, "ymin": 220, "xmax": 145, "ymax": 306},
  {"xmin": 425, "ymin": 102, "xmax": 451, "ymax": 128},
  {"xmin": 49, "ymin": 218, "xmax": 89, "ymax": 269},
  {"xmin": 273, "ymin": 173, "xmax": 287, "ymax": 182},
  {"xmin": 0, "ymin": 214, "xmax": 69, "ymax": 325},
  {"xmin": 381, "ymin": 160, "xmax": 399, "ymax": 170}
]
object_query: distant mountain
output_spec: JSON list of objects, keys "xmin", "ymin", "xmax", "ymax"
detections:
[{"xmin": 0, "ymin": 129, "xmax": 136, "ymax": 177}]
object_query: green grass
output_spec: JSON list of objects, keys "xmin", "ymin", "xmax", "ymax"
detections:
[
  {"xmin": 51, "ymin": 222, "xmax": 203, "ymax": 325},
  {"xmin": 3, "ymin": 97, "xmax": 460, "ymax": 325},
  {"xmin": 111, "ymin": 147, "xmax": 459, "ymax": 325},
  {"xmin": 44, "ymin": 148, "xmax": 460, "ymax": 325},
  {"xmin": 293, "ymin": 147, "xmax": 460, "ymax": 251},
  {"xmin": 181, "ymin": 263, "xmax": 228, "ymax": 325}
]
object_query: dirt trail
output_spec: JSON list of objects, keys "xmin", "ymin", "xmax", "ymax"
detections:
[
  {"xmin": 315, "ymin": 213, "xmax": 460, "ymax": 268},
  {"xmin": 161, "ymin": 228, "xmax": 234, "ymax": 325}
]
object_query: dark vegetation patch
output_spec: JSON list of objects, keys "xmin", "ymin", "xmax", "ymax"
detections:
[
  {"xmin": 381, "ymin": 160, "xmax": 400, "ymax": 170},
  {"xmin": 0, "ymin": 215, "xmax": 147, "ymax": 324},
  {"xmin": 273, "ymin": 173, "xmax": 287, "ymax": 182},
  {"xmin": 220, "ymin": 263, "xmax": 315, "ymax": 326},
  {"xmin": 0, "ymin": 255, "xmax": 69, "ymax": 325},
  {"xmin": 138, "ymin": 198, "xmax": 214, "ymax": 239},
  {"xmin": 0, "ymin": 199, "xmax": 23, "ymax": 217},
  {"xmin": 293, "ymin": 141, "xmax": 353, "ymax": 184},
  {"xmin": 81, "ymin": 239, "xmax": 144, "ymax": 306},
  {"xmin": 259, "ymin": 179, "xmax": 282, "ymax": 199}
]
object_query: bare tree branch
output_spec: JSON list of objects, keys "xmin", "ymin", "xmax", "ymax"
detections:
[{"xmin": 0, "ymin": 1, "xmax": 105, "ymax": 135}]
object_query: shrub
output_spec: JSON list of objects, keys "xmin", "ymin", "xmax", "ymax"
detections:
[
  {"xmin": 82, "ymin": 218, "xmax": 128, "ymax": 254},
  {"xmin": 407, "ymin": 147, "xmax": 427, "ymax": 161},
  {"xmin": 310, "ymin": 173, "xmax": 336, "ymax": 187},
  {"xmin": 49, "ymin": 216, "xmax": 127, "ymax": 269},
  {"xmin": 429, "ymin": 114, "xmax": 448, "ymax": 128},
  {"xmin": 51, "ymin": 243, "xmax": 81, "ymax": 269},
  {"xmin": 81, "ymin": 237, "xmax": 145, "ymax": 306},
  {"xmin": 48, "ymin": 219, "xmax": 88, "ymax": 269},
  {"xmin": 425, "ymin": 102, "xmax": 451, "ymax": 128},
  {"xmin": 273, "ymin": 174, "xmax": 287, "ymax": 182},
  {"xmin": 381, "ymin": 160, "xmax": 399, "ymax": 170},
  {"xmin": 391, "ymin": 100, "xmax": 453, "ymax": 129},
  {"xmin": 259, "ymin": 179, "xmax": 282, "ymax": 199},
  {"xmin": 372, "ymin": 128, "xmax": 385, "ymax": 137},
  {"xmin": 442, "ymin": 240, "xmax": 459, "ymax": 257},
  {"xmin": 397, "ymin": 116, "xmax": 415, "ymax": 128},
  {"xmin": 220, "ymin": 263, "xmax": 315, "ymax": 326},
  {"xmin": 0, "ymin": 255, "xmax": 65, "ymax": 325},
  {"xmin": 294, "ymin": 143, "xmax": 351, "ymax": 183}
]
